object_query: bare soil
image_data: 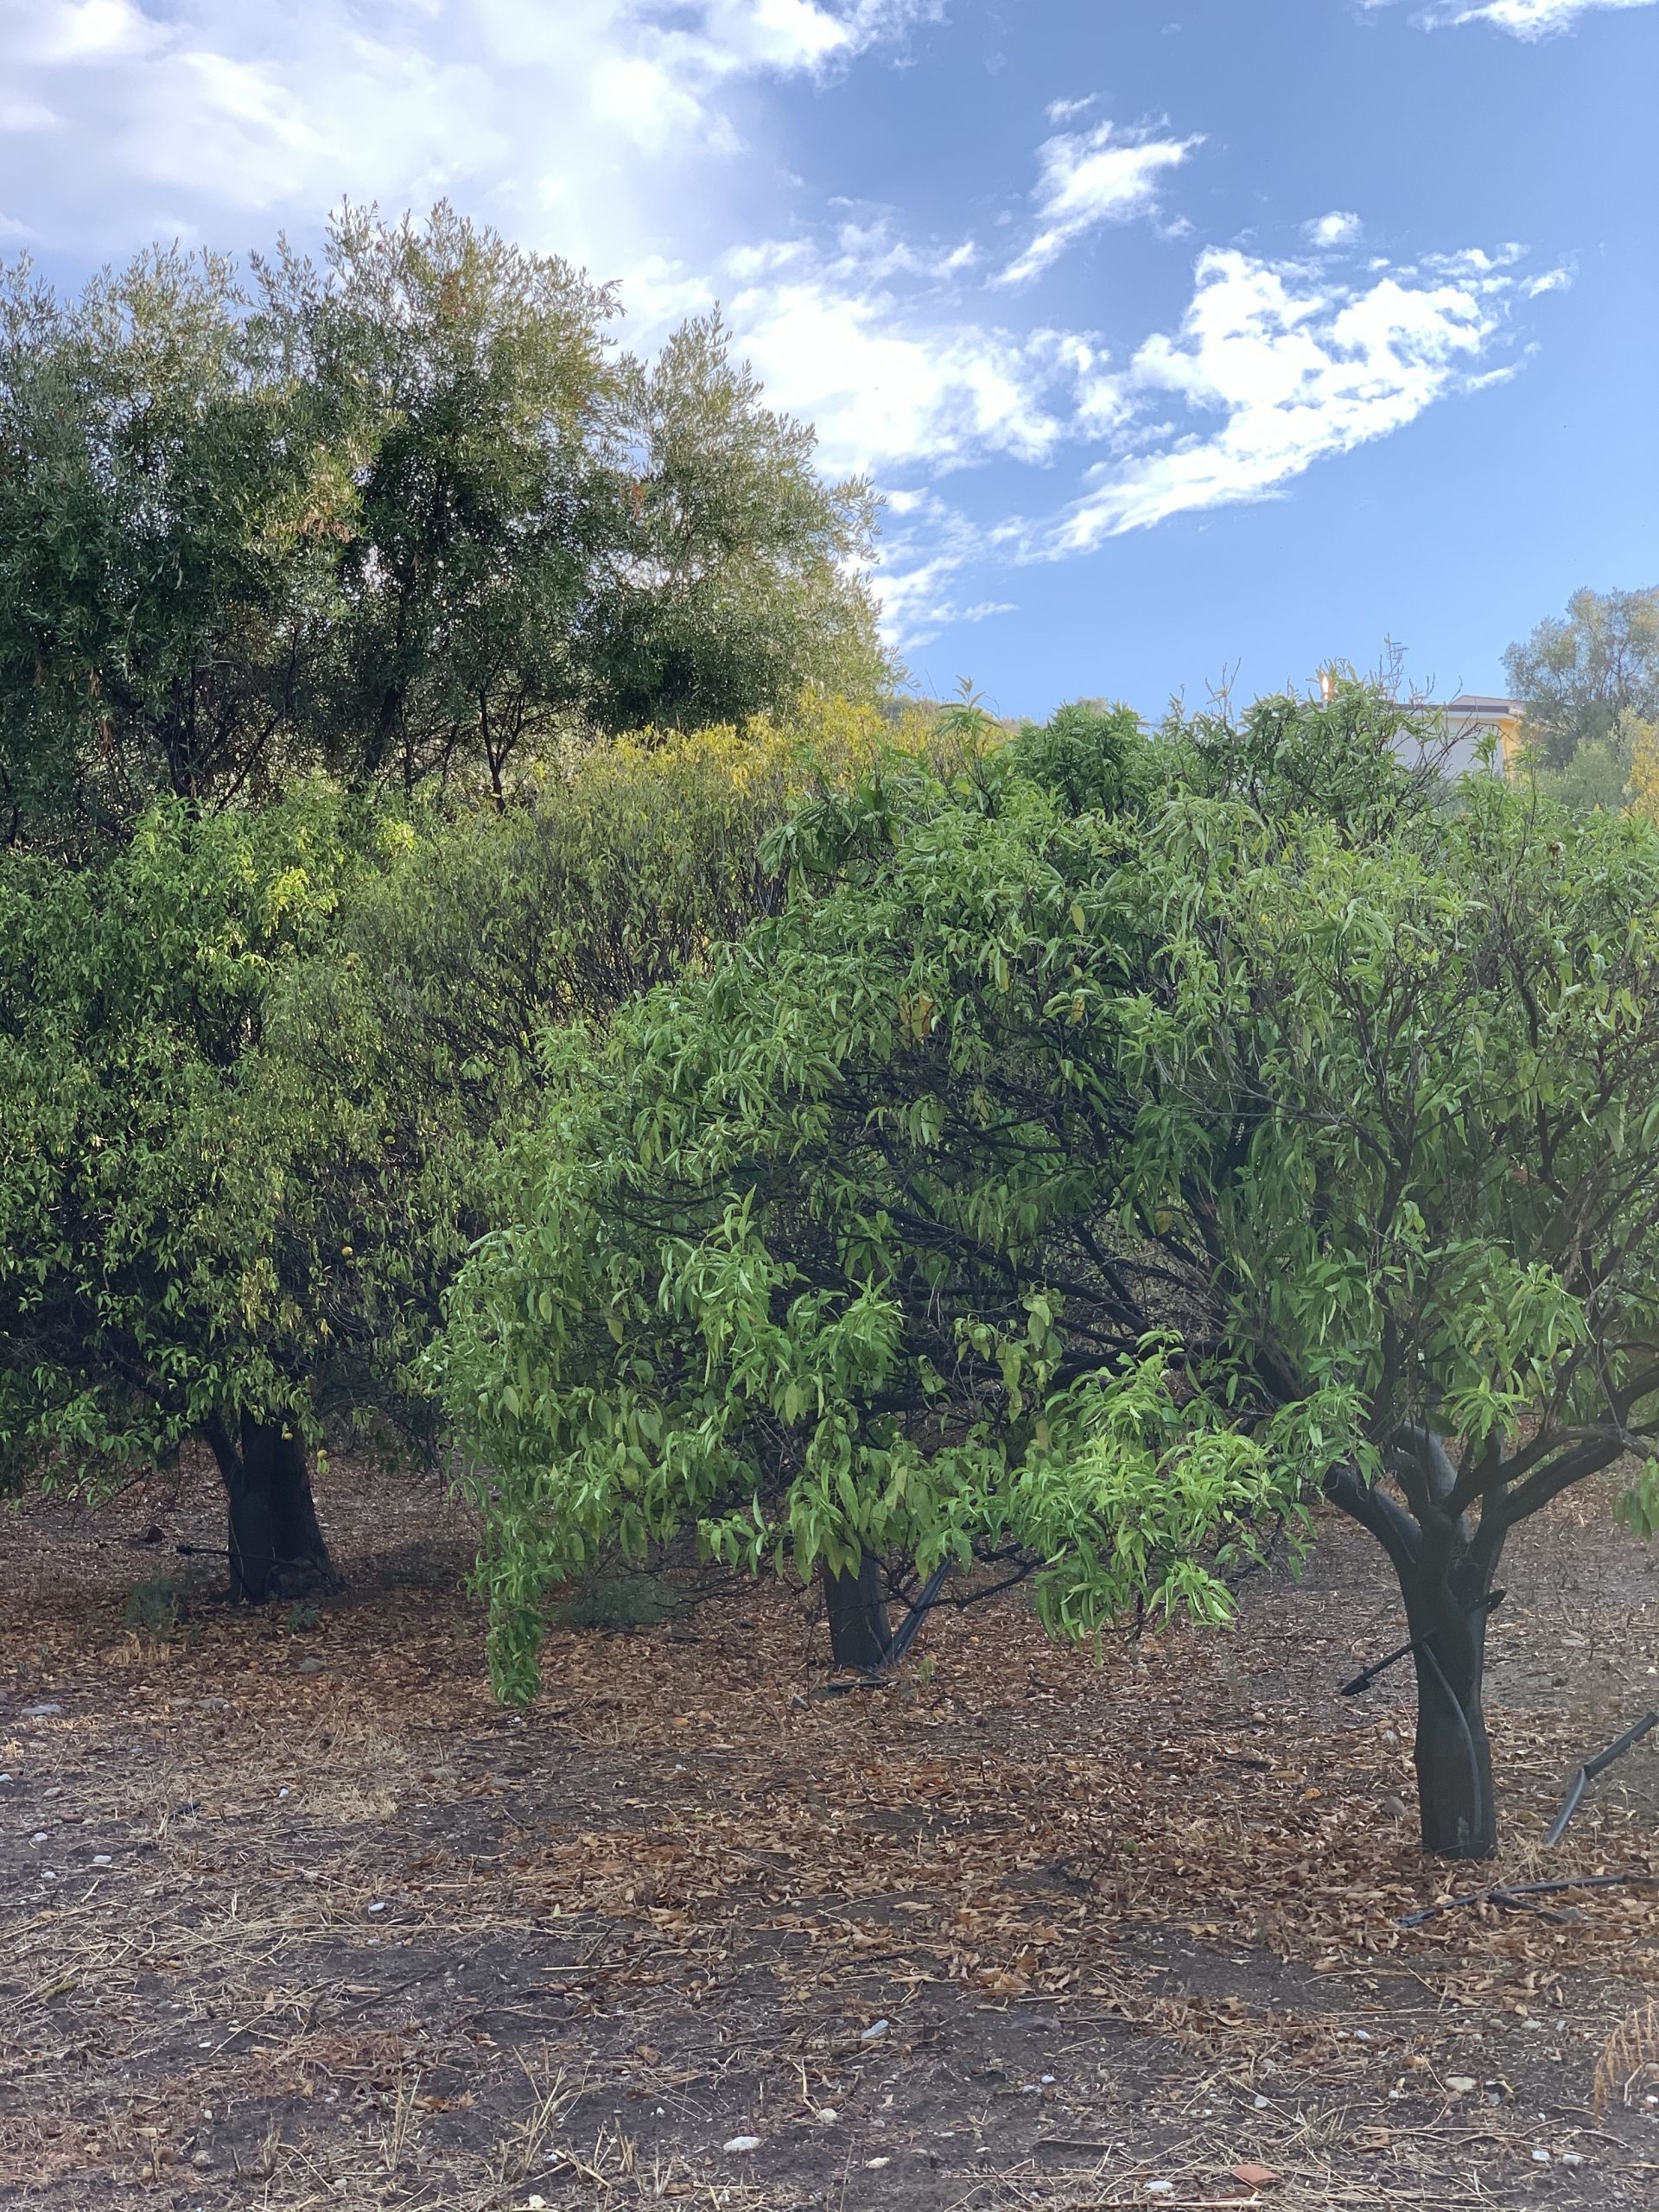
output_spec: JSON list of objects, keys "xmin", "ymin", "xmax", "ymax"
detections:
[{"xmin": 3, "ymin": 1459, "xmax": 1659, "ymax": 2211}]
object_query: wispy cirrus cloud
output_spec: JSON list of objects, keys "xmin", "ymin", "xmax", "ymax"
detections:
[
  {"xmin": 998, "ymin": 112, "xmax": 1202, "ymax": 287},
  {"xmin": 1374, "ymin": 0, "xmax": 1656, "ymax": 36}
]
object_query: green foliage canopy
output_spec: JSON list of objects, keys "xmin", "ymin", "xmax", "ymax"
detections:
[
  {"xmin": 0, "ymin": 205, "xmax": 885, "ymax": 849},
  {"xmin": 437, "ymin": 683, "xmax": 1659, "ymax": 1764},
  {"xmin": 1504, "ymin": 584, "xmax": 1659, "ymax": 772},
  {"xmin": 0, "ymin": 784, "xmax": 374, "ymax": 1483},
  {"xmin": 434, "ymin": 697, "xmax": 1329, "ymax": 1698},
  {"xmin": 0, "ymin": 707, "xmax": 900, "ymax": 1497}
]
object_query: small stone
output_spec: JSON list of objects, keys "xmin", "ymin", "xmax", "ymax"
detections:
[
  {"xmin": 865, "ymin": 2156, "xmax": 891, "ymax": 2169},
  {"xmin": 1560, "ymin": 2152, "xmax": 1585, "ymax": 2167},
  {"xmin": 722, "ymin": 2135, "xmax": 761, "ymax": 2153},
  {"xmin": 1446, "ymin": 2076, "xmax": 1477, "ymax": 2094},
  {"xmin": 30, "ymin": 1832, "xmax": 48, "ymax": 1846},
  {"xmin": 527, "ymin": 2196, "xmax": 548, "ymax": 2209},
  {"xmin": 1253, "ymin": 2094, "xmax": 1270, "ymax": 2109},
  {"xmin": 295, "ymin": 1658, "xmax": 326, "ymax": 1675},
  {"xmin": 1144, "ymin": 2186, "xmax": 1175, "ymax": 2199},
  {"xmin": 22, "ymin": 1703, "xmax": 63, "ymax": 1718},
  {"xmin": 92, "ymin": 1854, "xmax": 112, "ymax": 1867},
  {"xmin": 1531, "ymin": 2149, "xmax": 1550, "ymax": 2164},
  {"xmin": 1354, "ymin": 2029, "xmax": 1371, "ymax": 2041},
  {"xmin": 368, "ymin": 1900, "xmax": 387, "ymax": 1913},
  {"xmin": 861, "ymin": 2018, "xmax": 891, "ymax": 2043},
  {"xmin": 817, "ymin": 2107, "xmax": 838, "ymax": 2124}
]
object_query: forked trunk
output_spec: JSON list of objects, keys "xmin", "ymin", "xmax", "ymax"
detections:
[
  {"xmin": 823, "ymin": 1552, "xmax": 892, "ymax": 1672},
  {"xmin": 1326, "ymin": 1449, "xmax": 1502, "ymax": 1861},
  {"xmin": 210, "ymin": 1414, "xmax": 333, "ymax": 1604}
]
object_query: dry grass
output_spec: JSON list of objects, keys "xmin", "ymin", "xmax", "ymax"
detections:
[{"xmin": 1594, "ymin": 2000, "xmax": 1659, "ymax": 2115}]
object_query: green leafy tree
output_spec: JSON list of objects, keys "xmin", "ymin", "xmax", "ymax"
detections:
[
  {"xmin": 1, "ymin": 709, "xmax": 899, "ymax": 1596},
  {"xmin": 577, "ymin": 313, "xmax": 885, "ymax": 734},
  {"xmin": 1119, "ymin": 771, "xmax": 1659, "ymax": 1858},
  {"xmin": 0, "ymin": 207, "xmax": 890, "ymax": 848},
  {"xmin": 0, "ymin": 247, "xmax": 337, "ymax": 849},
  {"xmin": 1504, "ymin": 586, "xmax": 1659, "ymax": 772},
  {"xmin": 258, "ymin": 712, "xmax": 895, "ymax": 1454},
  {"xmin": 0, "ymin": 786, "xmax": 374, "ymax": 1594},
  {"xmin": 438, "ymin": 683, "xmax": 1659, "ymax": 1859},
  {"xmin": 433, "ymin": 699, "xmax": 1307, "ymax": 1695},
  {"xmin": 264, "ymin": 203, "xmax": 621, "ymax": 799}
]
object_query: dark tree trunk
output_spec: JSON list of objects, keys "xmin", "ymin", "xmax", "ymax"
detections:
[
  {"xmin": 209, "ymin": 1415, "xmax": 332, "ymax": 1604},
  {"xmin": 1406, "ymin": 1577, "xmax": 1497, "ymax": 1859},
  {"xmin": 1326, "ymin": 1447, "xmax": 1501, "ymax": 1861},
  {"xmin": 823, "ymin": 1553, "xmax": 892, "ymax": 1672}
]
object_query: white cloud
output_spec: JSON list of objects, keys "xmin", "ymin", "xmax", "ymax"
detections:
[
  {"xmin": 1441, "ymin": 0, "xmax": 1655, "ymax": 29},
  {"xmin": 999, "ymin": 115, "xmax": 1202, "ymax": 287},
  {"xmin": 673, "ymin": 222, "xmax": 1102, "ymax": 476},
  {"xmin": 1304, "ymin": 209, "xmax": 1363, "ymax": 249},
  {"xmin": 0, "ymin": 5, "xmax": 1573, "ymax": 658},
  {"xmin": 735, "ymin": 216, "xmax": 1538, "ymax": 645},
  {"xmin": 866, "ymin": 493, "xmax": 1014, "ymax": 652},
  {"xmin": 1027, "ymin": 246, "xmax": 1521, "ymax": 556},
  {"xmin": 1376, "ymin": 0, "xmax": 1656, "ymax": 35},
  {"xmin": 0, "ymin": 2, "xmax": 939, "ymax": 264}
]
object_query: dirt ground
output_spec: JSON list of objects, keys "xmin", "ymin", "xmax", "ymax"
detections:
[{"xmin": 3, "ymin": 1460, "xmax": 1658, "ymax": 2212}]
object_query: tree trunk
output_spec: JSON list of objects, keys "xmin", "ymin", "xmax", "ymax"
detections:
[
  {"xmin": 213, "ymin": 1415, "xmax": 332, "ymax": 1604},
  {"xmin": 823, "ymin": 1553, "xmax": 892, "ymax": 1672},
  {"xmin": 1325, "ymin": 1448, "xmax": 1503, "ymax": 1860},
  {"xmin": 1403, "ymin": 1572, "xmax": 1497, "ymax": 1860}
]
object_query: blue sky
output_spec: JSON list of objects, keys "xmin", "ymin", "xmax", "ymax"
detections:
[{"xmin": 0, "ymin": 2, "xmax": 1652, "ymax": 718}]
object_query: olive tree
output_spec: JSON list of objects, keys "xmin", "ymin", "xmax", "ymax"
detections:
[
  {"xmin": 0, "ymin": 247, "xmax": 336, "ymax": 849},
  {"xmin": 0, "ymin": 205, "xmax": 889, "ymax": 850},
  {"xmin": 1504, "ymin": 585, "xmax": 1659, "ymax": 772}
]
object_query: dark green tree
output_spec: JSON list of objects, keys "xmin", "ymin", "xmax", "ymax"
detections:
[
  {"xmin": 1504, "ymin": 585, "xmax": 1659, "ymax": 771},
  {"xmin": 264, "ymin": 203, "xmax": 621, "ymax": 799},
  {"xmin": 578, "ymin": 313, "xmax": 884, "ymax": 734},
  {"xmin": 0, "ymin": 786, "xmax": 370, "ymax": 1594},
  {"xmin": 0, "ymin": 205, "xmax": 889, "ymax": 849},
  {"xmin": 0, "ymin": 247, "xmax": 336, "ymax": 849}
]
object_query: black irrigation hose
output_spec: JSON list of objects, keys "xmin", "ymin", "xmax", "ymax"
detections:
[
  {"xmin": 1545, "ymin": 1710, "xmax": 1659, "ymax": 1847},
  {"xmin": 1338, "ymin": 1586, "xmax": 1506, "ymax": 1697},
  {"xmin": 1398, "ymin": 1871, "xmax": 1659, "ymax": 1929},
  {"xmin": 884, "ymin": 1561, "xmax": 950, "ymax": 1668}
]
